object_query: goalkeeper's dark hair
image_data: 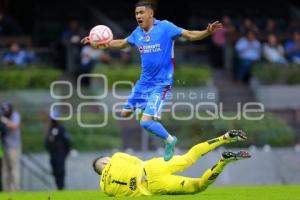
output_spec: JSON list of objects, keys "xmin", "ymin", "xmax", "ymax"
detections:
[{"xmin": 92, "ymin": 156, "xmax": 105, "ymax": 175}]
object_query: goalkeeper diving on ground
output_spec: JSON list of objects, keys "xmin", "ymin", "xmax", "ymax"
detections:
[{"xmin": 92, "ymin": 130, "xmax": 250, "ymax": 196}]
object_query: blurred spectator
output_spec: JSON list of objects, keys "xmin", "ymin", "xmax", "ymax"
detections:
[
  {"xmin": 2, "ymin": 42, "xmax": 35, "ymax": 67},
  {"xmin": 235, "ymin": 30, "xmax": 261, "ymax": 83},
  {"xmin": 223, "ymin": 16, "xmax": 238, "ymax": 72},
  {"xmin": 61, "ymin": 19, "xmax": 84, "ymax": 44},
  {"xmin": 79, "ymin": 45, "xmax": 111, "ymax": 87},
  {"xmin": 239, "ymin": 17, "xmax": 259, "ymax": 35},
  {"xmin": 287, "ymin": 17, "xmax": 300, "ymax": 34},
  {"xmin": 285, "ymin": 31, "xmax": 300, "ymax": 64},
  {"xmin": 0, "ymin": 115, "xmax": 4, "ymax": 191},
  {"xmin": 262, "ymin": 18, "xmax": 281, "ymax": 39},
  {"xmin": 60, "ymin": 19, "xmax": 84, "ymax": 74},
  {"xmin": 45, "ymin": 111, "xmax": 71, "ymax": 190},
  {"xmin": 0, "ymin": 101, "xmax": 21, "ymax": 192},
  {"xmin": 0, "ymin": 11, "xmax": 22, "ymax": 35},
  {"xmin": 210, "ymin": 16, "xmax": 227, "ymax": 68},
  {"xmin": 264, "ymin": 18, "xmax": 276, "ymax": 34},
  {"xmin": 109, "ymin": 48, "xmax": 131, "ymax": 65},
  {"xmin": 263, "ymin": 34, "xmax": 287, "ymax": 64}
]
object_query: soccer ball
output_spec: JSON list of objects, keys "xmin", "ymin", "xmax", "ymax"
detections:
[{"xmin": 89, "ymin": 25, "xmax": 113, "ymax": 46}]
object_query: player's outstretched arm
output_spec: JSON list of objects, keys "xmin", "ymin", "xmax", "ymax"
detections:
[
  {"xmin": 181, "ymin": 21, "xmax": 223, "ymax": 41},
  {"xmin": 107, "ymin": 39, "xmax": 130, "ymax": 49},
  {"xmin": 81, "ymin": 37, "xmax": 129, "ymax": 49}
]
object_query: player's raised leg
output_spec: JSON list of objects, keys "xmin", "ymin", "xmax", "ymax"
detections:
[
  {"xmin": 140, "ymin": 115, "xmax": 177, "ymax": 161},
  {"xmin": 140, "ymin": 86, "xmax": 176, "ymax": 161}
]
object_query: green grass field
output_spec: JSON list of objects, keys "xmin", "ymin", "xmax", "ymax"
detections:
[{"xmin": 1, "ymin": 185, "xmax": 300, "ymax": 200}]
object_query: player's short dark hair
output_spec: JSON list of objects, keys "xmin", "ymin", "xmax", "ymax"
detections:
[
  {"xmin": 92, "ymin": 156, "xmax": 104, "ymax": 175},
  {"xmin": 135, "ymin": 1, "xmax": 154, "ymax": 10}
]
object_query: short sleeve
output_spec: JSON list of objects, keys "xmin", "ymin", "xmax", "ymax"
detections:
[
  {"xmin": 126, "ymin": 31, "xmax": 136, "ymax": 46},
  {"xmin": 164, "ymin": 20, "xmax": 183, "ymax": 39}
]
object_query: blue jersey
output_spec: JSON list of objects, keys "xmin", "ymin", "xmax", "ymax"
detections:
[{"xmin": 127, "ymin": 19, "xmax": 183, "ymax": 85}]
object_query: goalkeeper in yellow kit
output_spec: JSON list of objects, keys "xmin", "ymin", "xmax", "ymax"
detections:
[{"xmin": 93, "ymin": 130, "xmax": 250, "ymax": 196}]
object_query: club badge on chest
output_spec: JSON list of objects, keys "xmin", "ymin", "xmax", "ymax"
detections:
[{"xmin": 144, "ymin": 35, "xmax": 151, "ymax": 42}]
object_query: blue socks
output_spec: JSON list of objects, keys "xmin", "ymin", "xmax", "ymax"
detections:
[{"xmin": 140, "ymin": 120, "xmax": 170, "ymax": 140}]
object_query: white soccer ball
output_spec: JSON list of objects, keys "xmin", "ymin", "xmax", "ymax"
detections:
[{"xmin": 89, "ymin": 25, "xmax": 113, "ymax": 45}]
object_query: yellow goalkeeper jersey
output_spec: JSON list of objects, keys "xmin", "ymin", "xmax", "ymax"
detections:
[{"xmin": 100, "ymin": 152, "xmax": 151, "ymax": 197}]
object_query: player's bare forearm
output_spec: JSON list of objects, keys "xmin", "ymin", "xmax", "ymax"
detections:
[
  {"xmin": 181, "ymin": 21, "xmax": 223, "ymax": 41},
  {"xmin": 81, "ymin": 37, "xmax": 129, "ymax": 49},
  {"xmin": 181, "ymin": 29, "xmax": 211, "ymax": 41},
  {"xmin": 107, "ymin": 39, "xmax": 129, "ymax": 49}
]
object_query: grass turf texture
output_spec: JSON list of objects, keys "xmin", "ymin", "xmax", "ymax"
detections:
[{"xmin": 1, "ymin": 185, "xmax": 299, "ymax": 200}]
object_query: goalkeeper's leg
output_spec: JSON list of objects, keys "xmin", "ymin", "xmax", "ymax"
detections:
[
  {"xmin": 164, "ymin": 130, "xmax": 247, "ymax": 174},
  {"xmin": 198, "ymin": 150, "xmax": 251, "ymax": 191},
  {"xmin": 149, "ymin": 150, "xmax": 251, "ymax": 195}
]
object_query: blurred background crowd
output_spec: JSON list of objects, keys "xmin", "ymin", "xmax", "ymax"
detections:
[
  {"xmin": 0, "ymin": 0, "xmax": 300, "ymax": 192},
  {"xmin": 1, "ymin": 1, "xmax": 300, "ymax": 78}
]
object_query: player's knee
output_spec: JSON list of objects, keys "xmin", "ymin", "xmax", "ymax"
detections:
[
  {"xmin": 184, "ymin": 181, "xmax": 204, "ymax": 194},
  {"xmin": 181, "ymin": 155, "xmax": 196, "ymax": 166},
  {"xmin": 197, "ymin": 180, "xmax": 209, "ymax": 193},
  {"xmin": 120, "ymin": 111, "xmax": 132, "ymax": 118},
  {"xmin": 198, "ymin": 185, "xmax": 208, "ymax": 193},
  {"xmin": 141, "ymin": 114, "xmax": 153, "ymax": 121}
]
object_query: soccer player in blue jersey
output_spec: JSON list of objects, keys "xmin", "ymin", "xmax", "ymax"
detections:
[{"xmin": 81, "ymin": 1, "xmax": 223, "ymax": 161}]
